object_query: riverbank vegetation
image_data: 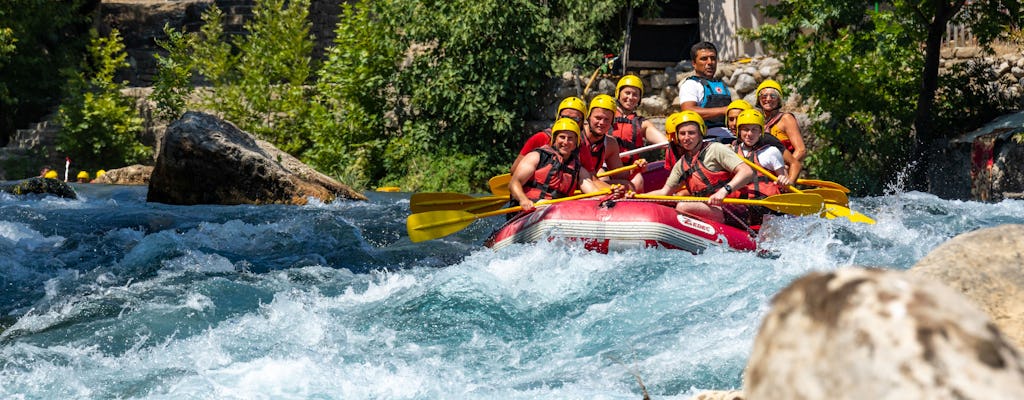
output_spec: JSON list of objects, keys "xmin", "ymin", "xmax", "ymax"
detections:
[
  {"xmin": 2, "ymin": 0, "xmax": 1022, "ymax": 194},
  {"xmin": 748, "ymin": 0, "xmax": 1023, "ymax": 194}
]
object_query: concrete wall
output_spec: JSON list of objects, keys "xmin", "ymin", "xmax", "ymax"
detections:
[{"xmin": 700, "ymin": 0, "xmax": 772, "ymax": 61}]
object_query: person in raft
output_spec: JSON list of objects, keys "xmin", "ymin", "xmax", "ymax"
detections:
[
  {"xmin": 611, "ymin": 74, "xmax": 668, "ymax": 193},
  {"xmin": 731, "ymin": 109, "xmax": 802, "ymax": 226},
  {"xmin": 726, "ymin": 99, "xmax": 800, "ymax": 173},
  {"xmin": 582, "ymin": 94, "xmax": 646, "ymax": 190},
  {"xmin": 733, "ymin": 108, "xmax": 801, "ymax": 188},
  {"xmin": 510, "ymin": 96, "xmax": 588, "ymax": 173},
  {"xmin": 647, "ymin": 111, "xmax": 755, "ymax": 224},
  {"xmin": 509, "ymin": 118, "xmax": 625, "ymax": 211},
  {"xmin": 756, "ymin": 79, "xmax": 806, "ymax": 161},
  {"xmin": 678, "ymin": 41, "xmax": 733, "ymax": 143}
]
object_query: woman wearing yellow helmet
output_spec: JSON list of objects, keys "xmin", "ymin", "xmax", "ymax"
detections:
[
  {"xmin": 756, "ymin": 79, "xmax": 806, "ymax": 161},
  {"xmin": 510, "ymin": 97, "xmax": 589, "ymax": 174},
  {"xmin": 509, "ymin": 118, "xmax": 622, "ymax": 212},
  {"xmin": 649, "ymin": 109, "xmax": 755, "ymax": 225},
  {"xmin": 611, "ymin": 75, "xmax": 668, "ymax": 167}
]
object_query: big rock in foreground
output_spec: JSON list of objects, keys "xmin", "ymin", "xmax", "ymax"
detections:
[
  {"xmin": 910, "ymin": 224, "xmax": 1024, "ymax": 348},
  {"xmin": 148, "ymin": 112, "xmax": 366, "ymax": 205},
  {"xmin": 745, "ymin": 267, "xmax": 1024, "ymax": 400}
]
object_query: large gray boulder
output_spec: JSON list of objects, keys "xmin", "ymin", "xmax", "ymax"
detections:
[
  {"xmin": 148, "ymin": 112, "xmax": 366, "ymax": 205},
  {"xmin": 909, "ymin": 225, "xmax": 1024, "ymax": 348},
  {"xmin": 745, "ymin": 267, "xmax": 1024, "ymax": 400}
]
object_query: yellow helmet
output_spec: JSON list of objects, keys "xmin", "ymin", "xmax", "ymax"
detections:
[
  {"xmin": 615, "ymin": 75, "xmax": 644, "ymax": 98},
  {"xmin": 588, "ymin": 94, "xmax": 616, "ymax": 117},
  {"xmin": 726, "ymin": 99, "xmax": 753, "ymax": 113},
  {"xmin": 550, "ymin": 117, "xmax": 581, "ymax": 146},
  {"xmin": 77, "ymin": 170, "xmax": 90, "ymax": 180},
  {"xmin": 736, "ymin": 109, "xmax": 766, "ymax": 130},
  {"xmin": 668, "ymin": 111, "xmax": 707, "ymax": 139},
  {"xmin": 756, "ymin": 79, "xmax": 783, "ymax": 98},
  {"xmin": 664, "ymin": 112, "xmax": 684, "ymax": 136},
  {"xmin": 555, "ymin": 96, "xmax": 586, "ymax": 120},
  {"xmin": 44, "ymin": 170, "xmax": 58, "ymax": 179},
  {"xmin": 95, "ymin": 169, "xmax": 106, "ymax": 178}
]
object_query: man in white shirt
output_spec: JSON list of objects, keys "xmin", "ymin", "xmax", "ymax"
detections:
[{"xmin": 677, "ymin": 41, "xmax": 733, "ymax": 142}]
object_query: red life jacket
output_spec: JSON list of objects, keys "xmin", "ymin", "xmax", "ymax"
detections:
[
  {"xmin": 522, "ymin": 146, "xmax": 581, "ymax": 201},
  {"xmin": 664, "ymin": 144, "xmax": 682, "ymax": 171},
  {"xmin": 577, "ymin": 131, "xmax": 609, "ymax": 175},
  {"xmin": 612, "ymin": 110, "xmax": 646, "ymax": 163},
  {"xmin": 679, "ymin": 142, "xmax": 736, "ymax": 197},
  {"xmin": 731, "ymin": 141, "xmax": 782, "ymax": 199}
]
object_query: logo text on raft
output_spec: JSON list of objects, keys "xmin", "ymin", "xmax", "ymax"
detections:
[{"xmin": 677, "ymin": 215, "xmax": 716, "ymax": 236}]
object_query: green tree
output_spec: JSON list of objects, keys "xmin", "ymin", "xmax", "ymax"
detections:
[
  {"xmin": 313, "ymin": 0, "xmax": 553, "ymax": 192},
  {"xmin": 56, "ymin": 29, "xmax": 149, "ymax": 171},
  {"xmin": 749, "ymin": 1, "xmax": 1023, "ymax": 195},
  {"xmin": 153, "ymin": 0, "xmax": 316, "ymax": 154},
  {"xmin": 0, "ymin": 0, "xmax": 93, "ymax": 146},
  {"xmin": 904, "ymin": 0, "xmax": 1022, "ymax": 190}
]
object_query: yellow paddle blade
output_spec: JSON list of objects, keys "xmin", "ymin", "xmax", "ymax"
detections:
[
  {"xmin": 407, "ymin": 189, "xmax": 612, "ymax": 242},
  {"xmin": 797, "ymin": 178, "xmax": 851, "ymax": 193},
  {"xmin": 407, "ymin": 210, "xmax": 481, "ymax": 243},
  {"xmin": 634, "ymin": 193, "xmax": 824, "ymax": 216},
  {"xmin": 488, "ymin": 174, "xmax": 512, "ymax": 197},
  {"xmin": 803, "ymin": 188, "xmax": 849, "ymax": 207},
  {"xmin": 821, "ymin": 203, "xmax": 876, "ymax": 224},
  {"xmin": 410, "ymin": 192, "xmax": 507, "ymax": 213}
]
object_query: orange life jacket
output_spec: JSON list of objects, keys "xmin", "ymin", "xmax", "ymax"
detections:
[
  {"xmin": 612, "ymin": 110, "xmax": 645, "ymax": 163},
  {"xmin": 522, "ymin": 146, "xmax": 581, "ymax": 201},
  {"xmin": 577, "ymin": 132, "xmax": 609, "ymax": 175},
  {"xmin": 679, "ymin": 142, "xmax": 736, "ymax": 197},
  {"xmin": 764, "ymin": 112, "xmax": 795, "ymax": 153}
]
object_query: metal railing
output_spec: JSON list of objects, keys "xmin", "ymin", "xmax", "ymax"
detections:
[{"xmin": 943, "ymin": 23, "xmax": 976, "ymax": 47}]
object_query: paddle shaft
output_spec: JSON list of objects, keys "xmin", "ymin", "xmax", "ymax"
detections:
[
  {"xmin": 737, "ymin": 155, "xmax": 874, "ymax": 224},
  {"xmin": 633, "ymin": 193, "xmax": 824, "ymax": 216}
]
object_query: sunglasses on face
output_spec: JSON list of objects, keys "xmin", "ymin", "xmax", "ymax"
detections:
[
  {"xmin": 760, "ymin": 93, "xmax": 779, "ymax": 100},
  {"xmin": 559, "ymin": 115, "xmax": 584, "ymax": 125}
]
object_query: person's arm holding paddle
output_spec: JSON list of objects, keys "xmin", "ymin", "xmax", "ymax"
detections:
[
  {"xmin": 708, "ymin": 160, "xmax": 754, "ymax": 207},
  {"xmin": 509, "ymin": 151, "xmax": 541, "ymax": 212}
]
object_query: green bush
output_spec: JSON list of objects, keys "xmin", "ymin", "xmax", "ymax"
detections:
[
  {"xmin": 311, "ymin": 0, "xmax": 554, "ymax": 191},
  {"xmin": 151, "ymin": 25, "xmax": 195, "ymax": 121},
  {"xmin": 749, "ymin": 4, "xmax": 921, "ymax": 195},
  {"xmin": 154, "ymin": 0, "xmax": 316, "ymax": 155},
  {"xmin": 56, "ymin": 29, "xmax": 149, "ymax": 171}
]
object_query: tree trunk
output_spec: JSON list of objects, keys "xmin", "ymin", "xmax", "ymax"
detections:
[{"xmin": 911, "ymin": 1, "xmax": 963, "ymax": 192}]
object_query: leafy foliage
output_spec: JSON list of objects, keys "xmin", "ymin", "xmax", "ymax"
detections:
[
  {"xmin": 0, "ymin": 0, "xmax": 92, "ymax": 144},
  {"xmin": 749, "ymin": 0, "xmax": 1023, "ymax": 195},
  {"xmin": 151, "ymin": 25, "xmax": 195, "ymax": 121},
  {"xmin": 749, "ymin": 3, "xmax": 920, "ymax": 194},
  {"xmin": 153, "ymin": 0, "xmax": 316, "ymax": 154},
  {"xmin": 56, "ymin": 30, "xmax": 149, "ymax": 171},
  {"xmin": 312, "ymin": 0, "xmax": 553, "ymax": 191}
]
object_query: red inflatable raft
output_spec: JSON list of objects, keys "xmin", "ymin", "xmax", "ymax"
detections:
[{"xmin": 484, "ymin": 198, "xmax": 757, "ymax": 254}]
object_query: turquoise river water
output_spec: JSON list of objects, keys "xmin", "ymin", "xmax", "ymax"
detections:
[{"xmin": 1, "ymin": 182, "xmax": 1022, "ymax": 399}]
